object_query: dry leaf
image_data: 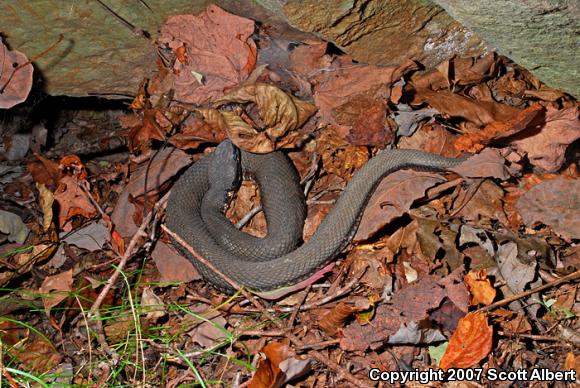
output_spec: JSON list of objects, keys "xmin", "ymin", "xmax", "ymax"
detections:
[
  {"xmin": 510, "ymin": 105, "xmax": 580, "ymax": 172},
  {"xmin": 249, "ymin": 341, "xmax": 310, "ymax": 388},
  {"xmin": 213, "ymin": 83, "xmax": 317, "ymax": 153},
  {"xmin": 439, "ymin": 312, "xmax": 493, "ymax": 369},
  {"xmin": 0, "ymin": 38, "xmax": 33, "ymax": 109},
  {"xmin": 354, "ymin": 170, "xmax": 446, "ymax": 241},
  {"xmin": 464, "ymin": 270, "xmax": 496, "ymax": 306},
  {"xmin": 36, "ymin": 183, "xmax": 54, "ymax": 231},
  {"xmin": 516, "ymin": 177, "xmax": 580, "ymax": 241},
  {"xmin": 157, "ymin": 5, "xmax": 257, "ymax": 104},
  {"xmin": 0, "ymin": 209, "xmax": 29, "ymax": 244},
  {"xmin": 54, "ymin": 176, "xmax": 97, "ymax": 231},
  {"xmin": 318, "ymin": 303, "xmax": 358, "ymax": 337},
  {"xmin": 450, "ymin": 148, "xmax": 512, "ymax": 180},
  {"xmin": 151, "ymin": 241, "xmax": 200, "ymax": 282},
  {"xmin": 39, "ymin": 269, "xmax": 73, "ymax": 317},
  {"xmin": 454, "ymin": 104, "xmax": 545, "ymax": 152}
]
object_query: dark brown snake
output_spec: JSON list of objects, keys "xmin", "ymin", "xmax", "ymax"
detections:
[{"xmin": 166, "ymin": 140, "xmax": 462, "ymax": 293}]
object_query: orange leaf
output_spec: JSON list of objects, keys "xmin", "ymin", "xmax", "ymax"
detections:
[
  {"xmin": 440, "ymin": 312, "xmax": 493, "ymax": 369},
  {"xmin": 464, "ymin": 270, "xmax": 496, "ymax": 306}
]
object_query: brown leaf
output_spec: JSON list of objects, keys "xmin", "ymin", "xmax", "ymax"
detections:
[
  {"xmin": 340, "ymin": 271, "xmax": 467, "ymax": 351},
  {"xmin": 450, "ymin": 148, "xmax": 512, "ymax": 180},
  {"xmin": 157, "ymin": 5, "xmax": 257, "ymax": 104},
  {"xmin": 168, "ymin": 109, "xmax": 227, "ymax": 150},
  {"xmin": 516, "ymin": 177, "xmax": 580, "ymax": 241},
  {"xmin": 54, "ymin": 176, "xmax": 97, "ymax": 231},
  {"xmin": 452, "ymin": 54, "xmax": 499, "ymax": 87},
  {"xmin": 289, "ymin": 42, "xmax": 330, "ymax": 77},
  {"xmin": 454, "ymin": 180, "xmax": 508, "ymax": 225},
  {"xmin": 151, "ymin": 241, "xmax": 200, "ymax": 283},
  {"xmin": 28, "ymin": 152, "xmax": 61, "ymax": 190},
  {"xmin": 38, "ymin": 269, "xmax": 73, "ymax": 317},
  {"xmin": 249, "ymin": 341, "xmax": 310, "ymax": 388},
  {"xmin": 412, "ymin": 88, "xmax": 520, "ymax": 128},
  {"xmin": 464, "ymin": 270, "xmax": 496, "ymax": 306},
  {"xmin": 36, "ymin": 183, "xmax": 54, "ymax": 231},
  {"xmin": 440, "ymin": 312, "xmax": 493, "ymax": 369},
  {"xmin": 399, "ymin": 123, "xmax": 461, "ymax": 157},
  {"xmin": 333, "ymin": 94, "xmax": 392, "ymax": 146},
  {"xmin": 510, "ymin": 105, "xmax": 580, "ymax": 172},
  {"xmin": 454, "ymin": 104, "xmax": 546, "ymax": 153},
  {"xmin": 0, "ymin": 39, "xmax": 33, "ymax": 109},
  {"xmin": 313, "ymin": 59, "xmax": 418, "ymax": 135},
  {"xmin": 112, "ymin": 147, "xmax": 190, "ymax": 237},
  {"xmin": 318, "ymin": 303, "xmax": 358, "ymax": 337},
  {"xmin": 213, "ymin": 83, "xmax": 317, "ymax": 153},
  {"xmin": 354, "ymin": 170, "xmax": 446, "ymax": 241}
]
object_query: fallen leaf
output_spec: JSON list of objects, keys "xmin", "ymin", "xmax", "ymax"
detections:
[
  {"xmin": 510, "ymin": 105, "xmax": 580, "ymax": 172},
  {"xmin": 168, "ymin": 109, "xmax": 227, "ymax": 150},
  {"xmin": 189, "ymin": 315, "xmax": 228, "ymax": 349},
  {"xmin": 398, "ymin": 123, "xmax": 460, "ymax": 157},
  {"xmin": 141, "ymin": 287, "xmax": 166, "ymax": 321},
  {"xmin": 318, "ymin": 303, "xmax": 358, "ymax": 337},
  {"xmin": 61, "ymin": 220, "xmax": 110, "ymax": 252},
  {"xmin": 249, "ymin": 341, "xmax": 310, "ymax": 388},
  {"xmin": 495, "ymin": 241, "xmax": 536, "ymax": 294},
  {"xmin": 111, "ymin": 147, "xmax": 190, "ymax": 237},
  {"xmin": 151, "ymin": 241, "xmax": 200, "ymax": 282},
  {"xmin": 412, "ymin": 88, "xmax": 520, "ymax": 129},
  {"xmin": 313, "ymin": 59, "xmax": 418, "ymax": 137},
  {"xmin": 157, "ymin": 5, "xmax": 257, "ymax": 104},
  {"xmin": 288, "ymin": 41, "xmax": 330, "ymax": 77},
  {"xmin": 54, "ymin": 176, "xmax": 97, "ymax": 231},
  {"xmin": 354, "ymin": 170, "xmax": 446, "ymax": 241},
  {"xmin": 515, "ymin": 177, "xmax": 580, "ymax": 241},
  {"xmin": 36, "ymin": 183, "xmax": 54, "ymax": 231},
  {"xmin": 0, "ymin": 209, "xmax": 29, "ymax": 243},
  {"xmin": 450, "ymin": 148, "xmax": 512, "ymax": 180},
  {"xmin": 38, "ymin": 269, "xmax": 73, "ymax": 317},
  {"xmin": 454, "ymin": 104, "xmax": 545, "ymax": 153},
  {"xmin": 340, "ymin": 270, "xmax": 468, "ymax": 351},
  {"xmin": 464, "ymin": 270, "xmax": 496, "ymax": 306},
  {"xmin": 439, "ymin": 312, "xmax": 493, "ymax": 369},
  {"xmin": 393, "ymin": 104, "xmax": 439, "ymax": 137},
  {"xmin": 213, "ymin": 83, "xmax": 317, "ymax": 153},
  {"xmin": 0, "ymin": 38, "xmax": 33, "ymax": 109}
]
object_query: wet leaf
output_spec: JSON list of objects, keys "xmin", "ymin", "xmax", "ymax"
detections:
[{"xmin": 439, "ymin": 312, "xmax": 493, "ymax": 369}]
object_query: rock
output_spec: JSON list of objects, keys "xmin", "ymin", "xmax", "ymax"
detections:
[
  {"xmin": 432, "ymin": 0, "xmax": 580, "ymax": 97},
  {"xmin": 280, "ymin": 0, "xmax": 487, "ymax": 67}
]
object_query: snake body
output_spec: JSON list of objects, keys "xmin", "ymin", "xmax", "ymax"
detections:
[{"xmin": 166, "ymin": 141, "xmax": 462, "ymax": 292}]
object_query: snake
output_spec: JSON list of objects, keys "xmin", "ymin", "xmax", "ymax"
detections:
[{"xmin": 165, "ymin": 140, "xmax": 463, "ymax": 293}]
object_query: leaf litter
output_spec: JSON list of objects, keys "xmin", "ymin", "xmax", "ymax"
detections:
[{"xmin": 0, "ymin": 3, "xmax": 579, "ymax": 387}]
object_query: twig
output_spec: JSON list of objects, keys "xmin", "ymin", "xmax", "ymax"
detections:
[
  {"xmin": 163, "ymin": 224, "xmax": 371, "ymax": 388},
  {"xmin": 477, "ymin": 270, "xmax": 580, "ymax": 313},
  {"xmin": 235, "ymin": 206, "xmax": 263, "ymax": 229}
]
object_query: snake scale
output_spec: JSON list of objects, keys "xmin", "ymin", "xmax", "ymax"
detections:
[{"xmin": 166, "ymin": 140, "xmax": 462, "ymax": 293}]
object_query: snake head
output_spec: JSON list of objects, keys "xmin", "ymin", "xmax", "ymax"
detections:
[{"xmin": 208, "ymin": 140, "xmax": 242, "ymax": 205}]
